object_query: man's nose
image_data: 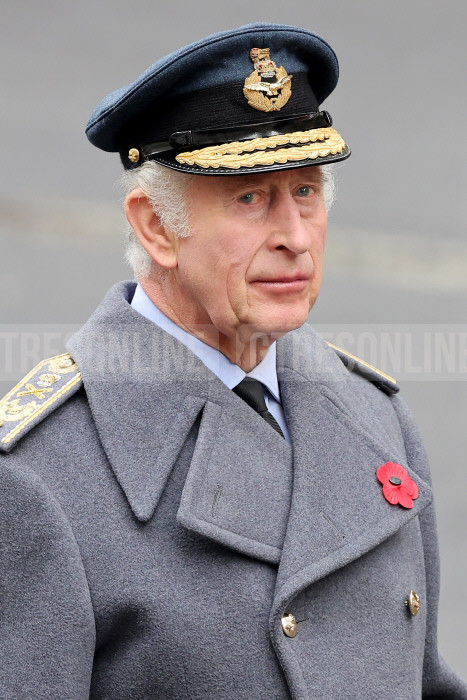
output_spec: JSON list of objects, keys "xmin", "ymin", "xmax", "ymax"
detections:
[{"xmin": 269, "ymin": 195, "xmax": 313, "ymax": 255}]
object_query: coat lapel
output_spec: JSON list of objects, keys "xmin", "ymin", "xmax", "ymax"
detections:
[
  {"xmin": 177, "ymin": 388, "xmax": 292, "ymax": 564},
  {"xmin": 68, "ymin": 282, "xmax": 208, "ymax": 522},
  {"xmin": 271, "ymin": 324, "xmax": 433, "ymax": 611},
  {"xmin": 68, "ymin": 282, "xmax": 293, "ymax": 564}
]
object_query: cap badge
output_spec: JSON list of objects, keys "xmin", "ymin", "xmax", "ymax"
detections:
[{"xmin": 243, "ymin": 48, "xmax": 292, "ymax": 112}]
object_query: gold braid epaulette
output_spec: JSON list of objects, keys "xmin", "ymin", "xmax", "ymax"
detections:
[
  {"xmin": 326, "ymin": 341, "xmax": 398, "ymax": 394},
  {"xmin": 0, "ymin": 353, "xmax": 82, "ymax": 450}
]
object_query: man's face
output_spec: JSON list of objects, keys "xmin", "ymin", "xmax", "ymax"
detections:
[{"xmin": 168, "ymin": 166, "xmax": 327, "ymax": 345}]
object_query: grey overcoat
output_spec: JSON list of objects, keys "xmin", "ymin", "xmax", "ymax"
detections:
[{"xmin": 0, "ymin": 281, "xmax": 465, "ymax": 699}]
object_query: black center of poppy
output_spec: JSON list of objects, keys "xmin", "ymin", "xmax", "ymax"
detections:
[{"xmin": 389, "ymin": 476, "xmax": 402, "ymax": 486}]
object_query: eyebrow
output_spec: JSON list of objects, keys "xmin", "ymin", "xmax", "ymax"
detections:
[
  {"xmin": 215, "ymin": 166, "xmax": 324, "ymax": 196},
  {"xmin": 225, "ymin": 173, "xmax": 320, "ymax": 188},
  {"xmin": 220, "ymin": 178, "xmax": 260, "ymax": 191}
]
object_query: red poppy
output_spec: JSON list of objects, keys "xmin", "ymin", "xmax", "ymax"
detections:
[{"xmin": 376, "ymin": 462, "xmax": 418, "ymax": 509}]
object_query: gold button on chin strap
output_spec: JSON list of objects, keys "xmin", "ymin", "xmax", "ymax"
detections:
[{"xmin": 128, "ymin": 148, "xmax": 140, "ymax": 163}]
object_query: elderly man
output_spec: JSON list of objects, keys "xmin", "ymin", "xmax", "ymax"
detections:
[{"xmin": 0, "ymin": 23, "xmax": 465, "ymax": 700}]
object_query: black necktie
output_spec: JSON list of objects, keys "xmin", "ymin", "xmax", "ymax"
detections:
[{"xmin": 233, "ymin": 377, "xmax": 285, "ymax": 439}]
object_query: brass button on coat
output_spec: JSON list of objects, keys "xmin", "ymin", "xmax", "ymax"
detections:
[
  {"xmin": 405, "ymin": 590, "xmax": 421, "ymax": 616},
  {"xmin": 281, "ymin": 612, "xmax": 298, "ymax": 638}
]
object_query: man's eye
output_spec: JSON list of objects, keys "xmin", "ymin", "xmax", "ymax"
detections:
[
  {"xmin": 238, "ymin": 193, "xmax": 257, "ymax": 204},
  {"xmin": 296, "ymin": 186, "xmax": 313, "ymax": 198}
]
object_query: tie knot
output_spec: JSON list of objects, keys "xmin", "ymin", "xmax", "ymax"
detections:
[{"xmin": 233, "ymin": 377, "xmax": 267, "ymax": 414}]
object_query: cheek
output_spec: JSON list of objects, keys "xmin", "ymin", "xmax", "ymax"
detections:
[
  {"xmin": 207, "ymin": 234, "xmax": 260, "ymax": 292},
  {"xmin": 310, "ymin": 221, "xmax": 327, "ymax": 261},
  {"xmin": 177, "ymin": 235, "xmax": 253, "ymax": 306}
]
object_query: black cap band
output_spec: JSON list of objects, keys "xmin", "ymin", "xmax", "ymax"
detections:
[{"xmin": 135, "ymin": 111, "xmax": 333, "ymax": 166}]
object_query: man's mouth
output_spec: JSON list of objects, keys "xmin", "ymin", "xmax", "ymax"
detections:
[{"xmin": 250, "ymin": 275, "xmax": 310, "ymax": 292}]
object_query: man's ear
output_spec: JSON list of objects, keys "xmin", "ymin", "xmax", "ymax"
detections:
[{"xmin": 124, "ymin": 188, "xmax": 178, "ymax": 269}]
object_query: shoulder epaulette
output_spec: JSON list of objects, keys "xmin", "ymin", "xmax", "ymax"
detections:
[
  {"xmin": 0, "ymin": 353, "xmax": 82, "ymax": 452},
  {"xmin": 326, "ymin": 341, "xmax": 399, "ymax": 396}
]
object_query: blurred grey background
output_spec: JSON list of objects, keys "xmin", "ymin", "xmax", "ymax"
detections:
[{"xmin": 1, "ymin": 0, "xmax": 466, "ymax": 677}]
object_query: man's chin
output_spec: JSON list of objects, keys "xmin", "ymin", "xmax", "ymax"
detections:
[{"xmin": 237, "ymin": 314, "xmax": 309, "ymax": 342}]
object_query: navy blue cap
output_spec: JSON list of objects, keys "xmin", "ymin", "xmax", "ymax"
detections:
[{"xmin": 86, "ymin": 23, "xmax": 350, "ymax": 175}]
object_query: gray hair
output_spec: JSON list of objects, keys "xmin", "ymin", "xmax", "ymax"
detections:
[
  {"xmin": 122, "ymin": 162, "xmax": 193, "ymax": 278},
  {"xmin": 122, "ymin": 160, "xmax": 336, "ymax": 279}
]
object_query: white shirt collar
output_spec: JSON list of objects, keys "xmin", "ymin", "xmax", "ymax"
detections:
[{"xmin": 130, "ymin": 283, "xmax": 281, "ymax": 402}]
